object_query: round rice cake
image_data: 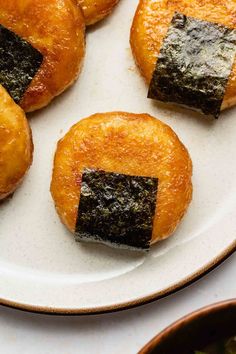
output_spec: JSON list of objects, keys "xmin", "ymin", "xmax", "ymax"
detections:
[
  {"xmin": 0, "ymin": 85, "xmax": 33, "ymax": 200},
  {"xmin": 130, "ymin": 0, "xmax": 236, "ymax": 111},
  {"xmin": 78, "ymin": 0, "xmax": 119, "ymax": 25},
  {"xmin": 51, "ymin": 112, "xmax": 192, "ymax": 245},
  {"xmin": 0, "ymin": 0, "xmax": 85, "ymax": 112}
]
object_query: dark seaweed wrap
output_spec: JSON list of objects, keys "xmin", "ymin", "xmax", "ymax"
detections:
[
  {"xmin": 0, "ymin": 24, "xmax": 43, "ymax": 103},
  {"xmin": 148, "ymin": 12, "xmax": 236, "ymax": 118},
  {"xmin": 75, "ymin": 169, "xmax": 158, "ymax": 251}
]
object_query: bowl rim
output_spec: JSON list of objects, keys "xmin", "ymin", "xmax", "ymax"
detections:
[{"xmin": 139, "ymin": 298, "xmax": 236, "ymax": 354}]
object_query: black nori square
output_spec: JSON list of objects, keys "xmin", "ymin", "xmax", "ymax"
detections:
[
  {"xmin": 0, "ymin": 24, "xmax": 43, "ymax": 103},
  {"xmin": 148, "ymin": 12, "xmax": 236, "ymax": 118},
  {"xmin": 75, "ymin": 169, "xmax": 158, "ymax": 251}
]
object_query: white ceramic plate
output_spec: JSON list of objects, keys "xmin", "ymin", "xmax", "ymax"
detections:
[{"xmin": 0, "ymin": 0, "xmax": 236, "ymax": 314}]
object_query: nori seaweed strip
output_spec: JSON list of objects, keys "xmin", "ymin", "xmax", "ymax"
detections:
[
  {"xmin": 148, "ymin": 12, "xmax": 236, "ymax": 118},
  {"xmin": 0, "ymin": 24, "xmax": 43, "ymax": 103},
  {"xmin": 75, "ymin": 169, "xmax": 158, "ymax": 251}
]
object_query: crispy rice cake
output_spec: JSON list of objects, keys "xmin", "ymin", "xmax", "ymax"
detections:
[
  {"xmin": 130, "ymin": 0, "xmax": 236, "ymax": 110},
  {"xmin": 0, "ymin": 85, "xmax": 33, "ymax": 200},
  {"xmin": 0, "ymin": 0, "xmax": 85, "ymax": 112},
  {"xmin": 78, "ymin": 0, "xmax": 119, "ymax": 25},
  {"xmin": 51, "ymin": 112, "xmax": 193, "ymax": 244}
]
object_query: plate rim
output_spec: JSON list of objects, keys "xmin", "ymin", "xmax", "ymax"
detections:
[{"xmin": 0, "ymin": 240, "xmax": 235, "ymax": 315}]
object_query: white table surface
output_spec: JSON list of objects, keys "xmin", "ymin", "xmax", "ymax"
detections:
[{"xmin": 0, "ymin": 253, "xmax": 235, "ymax": 354}]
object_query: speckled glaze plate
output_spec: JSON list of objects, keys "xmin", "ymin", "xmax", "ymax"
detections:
[{"xmin": 0, "ymin": 0, "xmax": 236, "ymax": 314}]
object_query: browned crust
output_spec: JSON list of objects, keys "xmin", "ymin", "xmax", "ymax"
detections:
[
  {"xmin": 77, "ymin": 0, "xmax": 120, "ymax": 25},
  {"xmin": 50, "ymin": 112, "xmax": 192, "ymax": 244},
  {"xmin": 0, "ymin": 85, "xmax": 33, "ymax": 200},
  {"xmin": 130, "ymin": 0, "xmax": 236, "ymax": 110},
  {"xmin": 0, "ymin": 0, "xmax": 85, "ymax": 112}
]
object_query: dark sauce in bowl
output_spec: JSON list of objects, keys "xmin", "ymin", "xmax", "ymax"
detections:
[{"xmin": 194, "ymin": 336, "xmax": 236, "ymax": 354}]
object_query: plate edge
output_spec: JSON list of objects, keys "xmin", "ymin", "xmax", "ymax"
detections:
[{"xmin": 0, "ymin": 240, "xmax": 235, "ymax": 316}]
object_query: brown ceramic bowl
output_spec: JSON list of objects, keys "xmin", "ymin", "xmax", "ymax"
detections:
[{"xmin": 139, "ymin": 299, "xmax": 236, "ymax": 354}]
